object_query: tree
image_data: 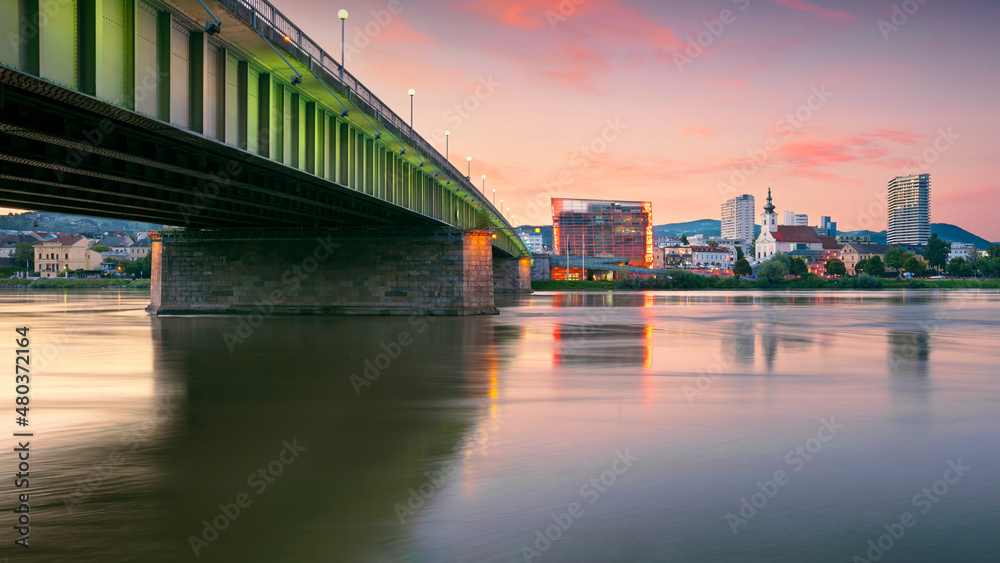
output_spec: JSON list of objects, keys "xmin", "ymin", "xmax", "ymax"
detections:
[
  {"xmin": 987, "ymin": 244, "xmax": 1000, "ymax": 261},
  {"xmin": 789, "ymin": 257, "xmax": 809, "ymax": 276},
  {"xmin": 972, "ymin": 258, "xmax": 996, "ymax": 277},
  {"xmin": 733, "ymin": 258, "xmax": 752, "ymax": 278},
  {"xmin": 854, "ymin": 258, "xmax": 868, "ymax": 275},
  {"xmin": 903, "ymin": 256, "xmax": 924, "ymax": 276},
  {"xmin": 924, "ymin": 233, "xmax": 950, "ymax": 271},
  {"xmin": 707, "ymin": 240, "xmax": 719, "ymax": 247},
  {"xmin": 679, "ymin": 234, "xmax": 689, "ymax": 245},
  {"xmin": 865, "ymin": 256, "xmax": 885, "ymax": 277},
  {"xmin": 884, "ymin": 247, "xmax": 913, "ymax": 277},
  {"xmin": 90, "ymin": 244, "xmax": 111, "ymax": 252},
  {"xmin": 758, "ymin": 259, "xmax": 788, "ymax": 286},
  {"xmin": 946, "ymin": 257, "xmax": 971, "ymax": 278},
  {"xmin": 13, "ymin": 242, "xmax": 35, "ymax": 272},
  {"xmin": 735, "ymin": 246, "xmax": 745, "ymax": 261},
  {"xmin": 825, "ymin": 258, "xmax": 846, "ymax": 277},
  {"xmin": 975, "ymin": 258, "xmax": 997, "ymax": 278}
]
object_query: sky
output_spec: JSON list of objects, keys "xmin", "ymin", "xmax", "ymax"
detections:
[{"xmin": 5, "ymin": 0, "xmax": 998, "ymax": 239}]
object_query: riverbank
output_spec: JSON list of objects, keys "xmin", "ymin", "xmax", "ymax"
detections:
[
  {"xmin": 533, "ymin": 277, "xmax": 1000, "ymax": 291},
  {"xmin": 0, "ymin": 279, "xmax": 151, "ymax": 289}
]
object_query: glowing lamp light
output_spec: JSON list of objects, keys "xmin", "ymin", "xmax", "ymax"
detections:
[
  {"xmin": 338, "ymin": 9, "xmax": 348, "ymax": 20},
  {"xmin": 283, "ymin": 35, "xmax": 291, "ymax": 42}
]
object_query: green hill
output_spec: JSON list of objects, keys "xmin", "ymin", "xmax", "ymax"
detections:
[{"xmin": 841, "ymin": 224, "xmax": 995, "ymax": 249}]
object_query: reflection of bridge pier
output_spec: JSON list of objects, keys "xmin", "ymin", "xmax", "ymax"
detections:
[{"xmin": 149, "ymin": 227, "xmax": 529, "ymax": 316}]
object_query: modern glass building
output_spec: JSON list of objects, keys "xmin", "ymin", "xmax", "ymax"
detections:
[
  {"xmin": 888, "ymin": 174, "xmax": 930, "ymax": 245},
  {"xmin": 551, "ymin": 198, "xmax": 653, "ymax": 272}
]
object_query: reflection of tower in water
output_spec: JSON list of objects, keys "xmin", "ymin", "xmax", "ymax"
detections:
[{"xmin": 888, "ymin": 330, "xmax": 930, "ymax": 378}]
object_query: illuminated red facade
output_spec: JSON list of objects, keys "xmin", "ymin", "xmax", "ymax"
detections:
[{"xmin": 552, "ymin": 198, "xmax": 653, "ymax": 269}]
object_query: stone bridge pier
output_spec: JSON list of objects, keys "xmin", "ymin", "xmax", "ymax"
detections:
[{"xmin": 148, "ymin": 228, "xmax": 530, "ymax": 316}]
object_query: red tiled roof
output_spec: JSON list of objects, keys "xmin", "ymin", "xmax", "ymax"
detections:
[
  {"xmin": 31, "ymin": 235, "xmax": 84, "ymax": 247},
  {"xmin": 771, "ymin": 226, "xmax": 822, "ymax": 243},
  {"xmin": 819, "ymin": 236, "xmax": 842, "ymax": 250}
]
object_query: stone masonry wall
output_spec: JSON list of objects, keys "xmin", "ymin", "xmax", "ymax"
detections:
[
  {"xmin": 530, "ymin": 255, "xmax": 551, "ymax": 281},
  {"xmin": 149, "ymin": 230, "xmax": 498, "ymax": 316},
  {"xmin": 494, "ymin": 256, "xmax": 533, "ymax": 293}
]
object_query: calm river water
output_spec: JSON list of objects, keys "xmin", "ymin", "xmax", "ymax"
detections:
[{"xmin": 0, "ymin": 290, "xmax": 998, "ymax": 562}]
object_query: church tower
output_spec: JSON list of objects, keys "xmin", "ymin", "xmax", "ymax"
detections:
[{"xmin": 761, "ymin": 188, "xmax": 778, "ymax": 233}]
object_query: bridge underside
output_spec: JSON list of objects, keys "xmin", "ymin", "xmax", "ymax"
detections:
[{"xmin": 0, "ymin": 71, "xmax": 431, "ymax": 229}]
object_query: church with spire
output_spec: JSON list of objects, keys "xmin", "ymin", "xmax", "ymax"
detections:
[{"xmin": 754, "ymin": 189, "xmax": 840, "ymax": 262}]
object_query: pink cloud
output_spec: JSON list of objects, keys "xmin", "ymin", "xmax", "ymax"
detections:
[
  {"xmin": 457, "ymin": 0, "xmax": 681, "ymax": 89},
  {"xmin": 372, "ymin": 20, "xmax": 434, "ymax": 45},
  {"xmin": 457, "ymin": 0, "xmax": 599, "ymax": 30},
  {"xmin": 762, "ymin": 0, "xmax": 857, "ymax": 22},
  {"xmin": 679, "ymin": 126, "xmax": 716, "ymax": 140}
]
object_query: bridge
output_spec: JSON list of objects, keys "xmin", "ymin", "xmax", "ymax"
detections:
[{"xmin": 0, "ymin": 0, "xmax": 530, "ymax": 314}]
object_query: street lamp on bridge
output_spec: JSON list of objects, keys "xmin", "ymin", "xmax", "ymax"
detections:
[
  {"xmin": 338, "ymin": 10, "xmax": 348, "ymax": 80},
  {"xmin": 408, "ymin": 89, "xmax": 415, "ymax": 133},
  {"xmin": 445, "ymin": 130, "xmax": 450, "ymax": 159},
  {"xmin": 466, "ymin": 156, "xmax": 472, "ymax": 179}
]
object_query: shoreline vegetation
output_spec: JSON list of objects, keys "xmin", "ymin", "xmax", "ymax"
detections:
[
  {"xmin": 0, "ymin": 279, "xmax": 151, "ymax": 289},
  {"xmin": 533, "ymin": 274, "xmax": 1000, "ymax": 292}
]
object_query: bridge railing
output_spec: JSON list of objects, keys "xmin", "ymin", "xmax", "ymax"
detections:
[{"xmin": 217, "ymin": 0, "xmax": 526, "ymax": 256}]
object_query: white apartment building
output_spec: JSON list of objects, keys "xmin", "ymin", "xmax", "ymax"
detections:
[
  {"xmin": 888, "ymin": 174, "xmax": 930, "ymax": 245},
  {"xmin": 721, "ymin": 194, "xmax": 755, "ymax": 249}
]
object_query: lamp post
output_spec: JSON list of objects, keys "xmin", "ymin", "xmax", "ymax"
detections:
[
  {"xmin": 481, "ymin": 174, "xmax": 486, "ymax": 197},
  {"xmin": 338, "ymin": 10, "xmax": 348, "ymax": 80},
  {"xmin": 492, "ymin": 188, "xmax": 496, "ymax": 205},
  {"xmin": 466, "ymin": 156, "xmax": 472, "ymax": 179},
  {"xmin": 445, "ymin": 130, "xmax": 450, "ymax": 159},
  {"xmin": 408, "ymin": 89, "xmax": 416, "ymax": 134}
]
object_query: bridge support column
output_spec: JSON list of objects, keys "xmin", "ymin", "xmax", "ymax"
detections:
[
  {"xmin": 148, "ymin": 229, "xmax": 498, "ymax": 316},
  {"xmin": 493, "ymin": 256, "xmax": 533, "ymax": 293}
]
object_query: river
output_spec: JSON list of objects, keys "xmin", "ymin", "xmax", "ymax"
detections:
[{"xmin": 0, "ymin": 290, "xmax": 998, "ymax": 562}]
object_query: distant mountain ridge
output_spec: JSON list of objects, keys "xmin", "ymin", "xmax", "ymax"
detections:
[
  {"xmin": 656, "ymin": 219, "xmax": 995, "ymax": 249},
  {"xmin": 653, "ymin": 219, "xmax": 722, "ymax": 238},
  {"xmin": 840, "ymin": 223, "xmax": 995, "ymax": 249}
]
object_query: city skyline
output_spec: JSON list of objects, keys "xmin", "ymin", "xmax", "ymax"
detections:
[{"xmin": 4, "ymin": 0, "xmax": 999, "ymax": 240}]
